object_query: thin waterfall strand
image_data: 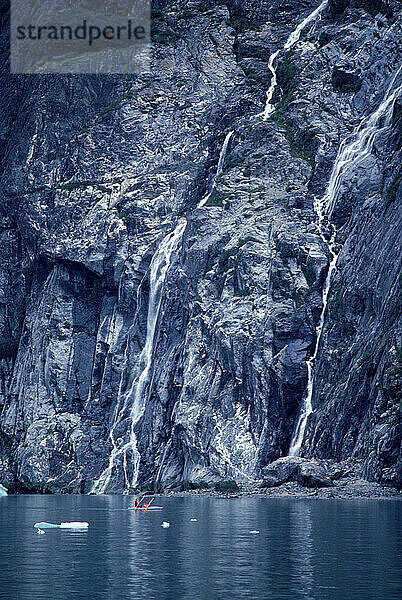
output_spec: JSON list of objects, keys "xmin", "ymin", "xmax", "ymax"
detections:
[
  {"xmin": 263, "ymin": 0, "xmax": 328, "ymax": 119},
  {"xmin": 289, "ymin": 197, "xmax": 338, "ymax": 456},
  {"xmin": 92, "ymin": 128, "xmax": 235, "ymax": 492},
  {"xmin": 289, "ymin": 69, "xmax": 402, "ymax": 456},
  {"xmin": 198, "ymin": 130, "xmax": 234, "ymax": 207},
  {"xmin": 326, "ymin": 67, "xmax": 402, "ymax": 215},
  {"xmin": 263, "ymin": 50, "xmax": 280, "ymax": 119},
  {"xmin": 91, "ymin": 220, "xmax": 187, "ymax": 493},
  {"xmin": 127, "ymin": 220, "xmax": 187, "ymax": 489}
]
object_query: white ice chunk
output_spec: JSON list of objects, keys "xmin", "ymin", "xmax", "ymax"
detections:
[
  {"xmin": 34, "ymin": 521, "xmax": 89, "ymax": 529},
  {"xmin": 0, "ymin": 484, "xmax": 7, "ymax": 496}
]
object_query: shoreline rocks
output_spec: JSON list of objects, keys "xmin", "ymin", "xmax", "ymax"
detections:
[{"xmin": 261, "ymin": 457, "xmax": 335, "ymax": 488}]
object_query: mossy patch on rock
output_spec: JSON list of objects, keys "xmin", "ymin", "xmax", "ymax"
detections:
[
  {"xmin": 204, "ymin": 190, "xmax": 229, "ymax": 207},
  {"xmin": 214, "ymin": 480, "xmax": 239, "ymax": 493},
  {"xmin": 181, "ymin": 480, "xmax": 211, "ymax": 491}
]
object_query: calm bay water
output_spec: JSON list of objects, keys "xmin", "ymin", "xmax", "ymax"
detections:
[{"xmin": 0, "ymin": 495, "xmax": 400, "ymax": 599}]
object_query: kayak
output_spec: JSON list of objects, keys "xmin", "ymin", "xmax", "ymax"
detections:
[{"xmin": 129, "ymin": 506, "xmax": 163, "ymax": 511}]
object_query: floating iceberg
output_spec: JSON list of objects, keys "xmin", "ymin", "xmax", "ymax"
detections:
[
  {"xmin": 34, "ymin": 521, "xmax": 89, "ymax": 529},
  {"xmin": 0, "ymin": 484, "xmax": 7, "ymax": 496},
  {"xmin": 161, "ymin": 521, "xmax": 170, "ymax": 528},
  {"xmin": 60, "ymin": 522, "xmax": 89, "ymax": 529}
]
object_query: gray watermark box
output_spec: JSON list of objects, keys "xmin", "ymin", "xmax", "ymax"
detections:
[{"xmin": 11, "ymin": 0, "xmax": 150, "ymax": 74}]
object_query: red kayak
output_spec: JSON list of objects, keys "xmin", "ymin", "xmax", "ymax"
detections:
[
  {"xmin": 130, "ymin": 494, "xmax": 162, "ymax": 510},
  {"xmin": 129, "ymin": 506, "xmax": 163, "ymax": 511}
]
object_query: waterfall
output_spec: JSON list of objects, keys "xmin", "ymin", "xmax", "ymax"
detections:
[
  {"xmin": 263, "ymin": 0, "xmax": 328, "ymax": 119},
  {"xmin": 126, "ymin": 220, "xmax": 187, "ymax": 488},
  {"xmin": 92, "ymin": 128, "xmax": 235, "ymax": 492},
  {"xmin": 289, "ymin": 197, "xmax": 337, "ymax": 457},
  {"xmin": 198, "ymin": 130, "xmax": 234, "ymax": 207},
  {"xmin": 91, "ymin": 220, "xmax": 187, "ymax": 493},
  {"xmin": 289, "ymin": 68, "xmax": 402, "ymax": 456},
  {"xmin": 325, "ymin": 67, "xmax": 402, "ymax": 216},
  {"xmin": 263, "ymin": 50, "xmax": 281, "ymax": 119}
]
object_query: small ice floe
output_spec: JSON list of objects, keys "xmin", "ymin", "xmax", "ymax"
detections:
[
  {"xmin": 249, "ymin": 530, "xmax": 260, "ymax": 535},
  {"xmin": 34, "ymin": 522, "xmax": 59, "ymax": 529},
  {"xmin": 190, "ymin": 519, "xmax": 197, "ymax": 522},
  {"xmin": 34, "ymin": 522, "xmax": 89, "ymax": 530},
  {"xmin": 0, "ymin": 484, "xmax": 7, "ymax": 497},
  {"xmin": 60, "ymin": 522, "xmax": 89, "ymax": 529},
  {"xmin": 162, "ymin": 521, "xmax": 170, "ymax": 528},
  {"xmin": 37, "ymin": 529, "xmax": 45, "ymax": 535}
]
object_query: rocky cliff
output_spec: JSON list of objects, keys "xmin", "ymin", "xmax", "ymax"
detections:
[{"xmin": 0, "ymin": 0, "xmax": 400, "ymax": 493}]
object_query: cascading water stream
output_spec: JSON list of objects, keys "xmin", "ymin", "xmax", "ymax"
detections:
[
  {"xmin": 263, "ymin": 0, "xmax": 328, "ymax": 119},
  {"xmin": 289, "ymin": 67, "xmax": 402, "ymax": 456},
  {"xmin": 126, "ymin": 220, "xmax": 187, "ymax": 488},
  {"xmin": 288, "ymin": 198, "xmax": 337, "ymax": 457},
  {"xmin": 92, "ymin": 129, "xmax": 234, "ymax": 493},
  {"xmin": 198, "ymin": 130, "xmax": 234, "ymax": 208},
  {"xmin": 91, "ymin": 221, "xmax": 187, "ymax": 493},
  {"xmin": 263, "ymin": 50, "xmax": 280, "ymax": 119},
  {"xmin": 325, "ymin": 67, "xmax": 402, "ymax": 216}
]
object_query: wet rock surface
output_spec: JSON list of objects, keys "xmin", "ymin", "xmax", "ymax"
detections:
[
  {"xmin": 261, "ymin": 456, "xmax": 334, "ymax": 487},
  {"xmin": 0, "ymin": 1, "xmax": 401, "ymax": 493},
  {"xmin": 165, "ymin": 458, "xmax": 401, "ymax": 499}
]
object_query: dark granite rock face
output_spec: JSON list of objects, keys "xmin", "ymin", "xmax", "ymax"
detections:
[{"xmin": 0, "ymin": 0, "xmax": 401, "ymax": 492}]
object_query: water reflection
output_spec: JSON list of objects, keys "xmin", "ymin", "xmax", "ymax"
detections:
[
  {"xmin": 0, "ymin": 496, "xmax": 400, "ymax": 600},
  {"xmin": 290, "ymin": 501, "xmax": 315, "ymax": 599}
]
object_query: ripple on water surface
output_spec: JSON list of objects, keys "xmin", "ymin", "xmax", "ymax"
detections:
[{"xmin": 0, "ymin": 495, "xmax": 400, "ymax": 600}]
